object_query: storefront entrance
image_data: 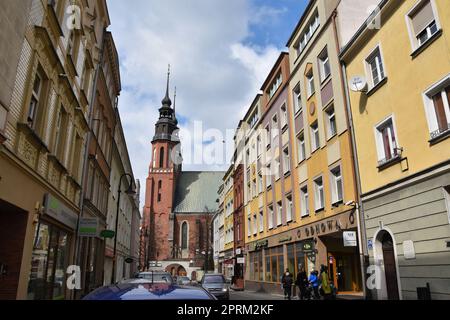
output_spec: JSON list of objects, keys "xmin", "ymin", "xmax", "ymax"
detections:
[
  {"xmin": 328, "ymin": 252, "xmax": 361, "ymax": 293},
  {"xmin": 0, "ymin": 200, "xmax": 28, "ymax": 300},
  {"xmin": 380, "ymin": 231, "xmax": 399, "ymax": 300},
  {"xmin": 27, "ymin": 221, "xmax": 71, "ymax": 300}
]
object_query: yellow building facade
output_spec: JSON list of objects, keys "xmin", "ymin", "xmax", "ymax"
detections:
[{"xmin": 341, "ymin": 0, "xmax": 450, "ymax": 300}]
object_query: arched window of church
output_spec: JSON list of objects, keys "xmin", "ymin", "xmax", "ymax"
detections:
[
  {"xmin": 159, "ymin": 147, "xmax": 165, "ymax": 168},
  {"xmin": 181, "ymin": 222, "xmax": 188, "ymax": 249},
  {"xmin": 153, "ymin": 148, "xmax": 156, "ymax": 168},
  {"xmin": 157, "ymin": 180, "xmax": 162, "ymax": 202}
]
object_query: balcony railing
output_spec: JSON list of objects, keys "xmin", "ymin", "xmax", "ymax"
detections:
[{"xmin": 430, "ymin": 124, "xmax": 450, "ymax": 141}]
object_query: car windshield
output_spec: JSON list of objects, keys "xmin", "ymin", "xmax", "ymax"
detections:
[
  {"xmin": 203, "ymin": 275, "xmax": 225, "ymax": 284},
  {"xmin": 134, "ymin": 273, "xmax": 173, "ymax": 283}
]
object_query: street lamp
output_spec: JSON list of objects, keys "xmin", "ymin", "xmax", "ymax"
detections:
[{"xmin": 111, "ymin": 173, "xmax": 135, "ymax": 284}]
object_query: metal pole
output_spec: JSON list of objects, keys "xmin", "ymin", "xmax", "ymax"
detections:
[{"xmin": 111, "ymin": 184, "xmax": 121, "ymax": 284}]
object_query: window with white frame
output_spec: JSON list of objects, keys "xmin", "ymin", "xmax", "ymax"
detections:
[
  {"xmin": 283, "ymin": 147, "xmax": 290, "ymax": 174},
  {"xmin": 306, "ymin": 71, "xmax": 315, "ymax": 98},
  {"xmin": 366, "ymin": 47, "xmax": 385, "ymax": 88},
  {"xmin": 293, "ymin": 84, "xmax": 302, "ymax": 114},
  {"xmin": 297, "ymin": 132, "xmax": 306, "ymax": 163},
  {"xmin": 268, "ymin": 205, "xmax": 274, "ymax": 230},
  {"xmin": 423, "ymin": 76, "xmax": 450, "ymax": 140},
  {"xmin": 325, "ymin": 105, "xmax": 337, "ymax": 139},
  {"xmin": 252, "ymin": 179, "xmax": 257, "ymax": 198},
  {"xmin": 277, "ymin": 201, "xmax": 282, "ymax": 227},
  {"xmin": 253, "ymin": 214, "xmax": 257, "ymax": 236},
  {"xmin": 375, "ymin": 117, "xmax": 400, "ymax": 166},
  {"xmin": 268, "ymin": 73, "xmax": 283, "ymax": 99},
  {"xmin": 27, "ymin": 67, "xmax": 47, "ymax": 132},
  {"xmin": 249, "ymin": 110, "xmax": 259, "ymax": 128},
  {"xmin": 300, "ymin": 185, "xmax": 309, "ymax": 217},
  {"xmin": 272, "ymin": 114, "xmax": 279, "ymax": 139},
  {"xmin": 330, "ymin": 166, "xmax": 343, "ymax": 205},
  {"xmin": 265, "ymin": 124, "xmax": 271, "ymax": 148},
  {"xmin": 295, "ymin": 11, "xmax": 320, "ymax": 57},
  {"xmin": 286, "ymin": 195, "xmax": 293, "ymax": 223},
  {"xmin": 314, "ymin": 177, "xmax": 325, "ymax": 211},
  {"xmin": 407, "ymin": 0, "xmax": 440, "ymax": 49},
  {"xmin": 258, "ymin": 171, "xmax": 263, "ymax": 193},
  {"xmin": 318, "ymin": 47, "xmax": 331, "ymax": 82},
  {"xmin": 281, "ymin": 104, "xmax": 288, "ymax": 129},
  {"xmin": 257, "ymin": 135, "xmax": 262, "ymax": 158},
  {"xmin": 266, "ymin": 163, "xmax": 272, "ymax": 188},
  {"xmin": 259, "ymin": 211, "xmax": 264, "ymax": 233},
  {"xmin": 275, "ymin": 158, "xmax": 281, "ymax": 181},
  {"xmin": 310, "ymin": 122, "xmax": 320, "ymax": 151}
]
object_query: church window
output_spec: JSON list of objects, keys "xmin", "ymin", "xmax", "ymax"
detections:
[
  {"xmin": 159, "ymin": 147, "xmax": 165, "ymax": 168},
  {"xmin": 181, "ymin": 222, "xmax": 188, "ymax": 249}
]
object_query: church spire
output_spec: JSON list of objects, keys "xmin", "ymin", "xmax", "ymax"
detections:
[{"xmin": 161, "ymin": 64, "xmax": 172, "ymax": 106}]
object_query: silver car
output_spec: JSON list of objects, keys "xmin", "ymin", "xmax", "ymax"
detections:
[{"xmin": 200, "ymin": 274, "xmax": 230, "ymax": 300}]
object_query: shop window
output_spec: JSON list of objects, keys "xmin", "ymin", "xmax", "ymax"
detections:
[
  {"xmin": 265, "ymin": 247, "xmax": 284, "ymax": 284},
  {"xmin": 28, "ymin": 223, "xmax": 70, "ymax": 300}
]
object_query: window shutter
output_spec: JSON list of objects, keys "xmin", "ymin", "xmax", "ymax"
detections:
[
  {"xmin": 411, "ymin": 1, "xmax": 434, "ymax": 35},
  {"xmin": 433, "ymin": 92, "xmax": 448, "ymax": 132}
]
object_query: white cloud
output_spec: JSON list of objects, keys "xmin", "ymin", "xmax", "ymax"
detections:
[{"xmin": 107, "ymin": 0, "xmax": 285, "ymax": 205}]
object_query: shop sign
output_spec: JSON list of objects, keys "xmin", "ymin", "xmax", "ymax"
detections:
[
  {"xmin": 343, "ymin": 231, "xmax": 357, "ymax": 247},
  {"xmin": 237, "ymin": 257, "xmax": 245, "ymax": 264},
  {"xmin": 79, "ymin": 218, "xmax": 99, "ymax": 237},
  {"xmin": 302, "ymin": 241, "xmax": 314, "ymax": 253},
  {"xmin": 255, "ymin": 240, "xmax": 268, "ymax": 250},
  {"xmin": 279, "ymin": 235, "xmax": 292, "ymax": 244},
  {"xmin": 44, "ymin": 194, "xmax": 78, "ymax": 229},
  {"xmin": 403, "ymin": 240, "xmax": 416, "ymax": 260},
  {"xmin": 100, "ymin": 230, "xmax": 115, "ymax": 239}
]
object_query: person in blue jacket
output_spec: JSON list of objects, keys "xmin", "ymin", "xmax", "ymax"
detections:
[{"xmin": 309, "ymin": 270, "xmax": 320, "ymax": 300}]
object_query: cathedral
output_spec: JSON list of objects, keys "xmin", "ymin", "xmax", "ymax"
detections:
[{"xmin": 140, "ymin": 70, "xmax": 224, "ymax": 280}]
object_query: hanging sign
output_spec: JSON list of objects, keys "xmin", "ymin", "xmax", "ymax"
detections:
[{"xmin": 343, "ymin": 231, "xmax": 358, "ymax": 247}]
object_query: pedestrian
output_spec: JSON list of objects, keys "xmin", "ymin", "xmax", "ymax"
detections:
[
  {"xmin": 319, "ymin": 265, "xmax": 332, "ymax": 300},
  {"xmin": 309, "ymin": 270, "xmax": 320, "ymax": 300},
  {"xmin": 281, "ymin": 269, "xmax": 294, "ymax": 300},
  {"xmin": 295, "ymin": 265, "xmax": 308, "ymax": 300}
]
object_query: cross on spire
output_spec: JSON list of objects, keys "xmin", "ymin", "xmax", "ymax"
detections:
[{"xmin": 162, "ymin": 64, "xmax": 172, "ymax": 106}]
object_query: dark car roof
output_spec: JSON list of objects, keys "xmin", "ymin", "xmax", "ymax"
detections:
[{"xmin": 83, "ymin": 282, "xmax": 216, "ymax": 300}]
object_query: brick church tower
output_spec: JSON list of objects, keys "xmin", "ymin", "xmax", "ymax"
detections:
[{"xmin": 142, "ymin": 68, "xmax": 182, "ymax": 266}]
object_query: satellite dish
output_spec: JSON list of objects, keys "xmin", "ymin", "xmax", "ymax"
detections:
[{"xmin": 349, "ymin": 76, "xmax": 367, "ymax": 92}]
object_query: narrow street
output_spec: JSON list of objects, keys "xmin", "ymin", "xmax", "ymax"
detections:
[{"xmin": 230, "ymin": 290, "xmax": 285, "ymax": 301}]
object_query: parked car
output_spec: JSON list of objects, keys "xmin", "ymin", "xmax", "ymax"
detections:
[
  {"xmin": 200, "ymin": 274, "xmax": 230, "ymax": 300},
  {"xmin": 177, "ymin": 276, "xmax": 191, "ymax": 285},
  {"xmin": 83, "ymin": 281, "xmax": 217, "ymax": 300}
]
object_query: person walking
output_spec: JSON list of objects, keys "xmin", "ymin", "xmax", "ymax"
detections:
[
  {"xmin": 295, "ymin": 265, "xmax": 308, "ymax": 300},
  {"xmin": 319, "ymin": 265, "xmax": 333, "ymax": 300},
  {"xmin": 309, "ymin": 270, "xmax": 320, "ymax": 300},
  {"xmin": 281, "ymin": 269, "xmax": 294, "ymax": 300}
]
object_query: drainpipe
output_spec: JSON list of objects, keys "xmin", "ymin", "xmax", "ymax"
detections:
[
  {"xmin": 331, "ymin": 10, "xmax": 369, "ymax": 299},
  {"xmin": 72, "ymin": 29, "xmax": 107, "ymax": 299}
]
